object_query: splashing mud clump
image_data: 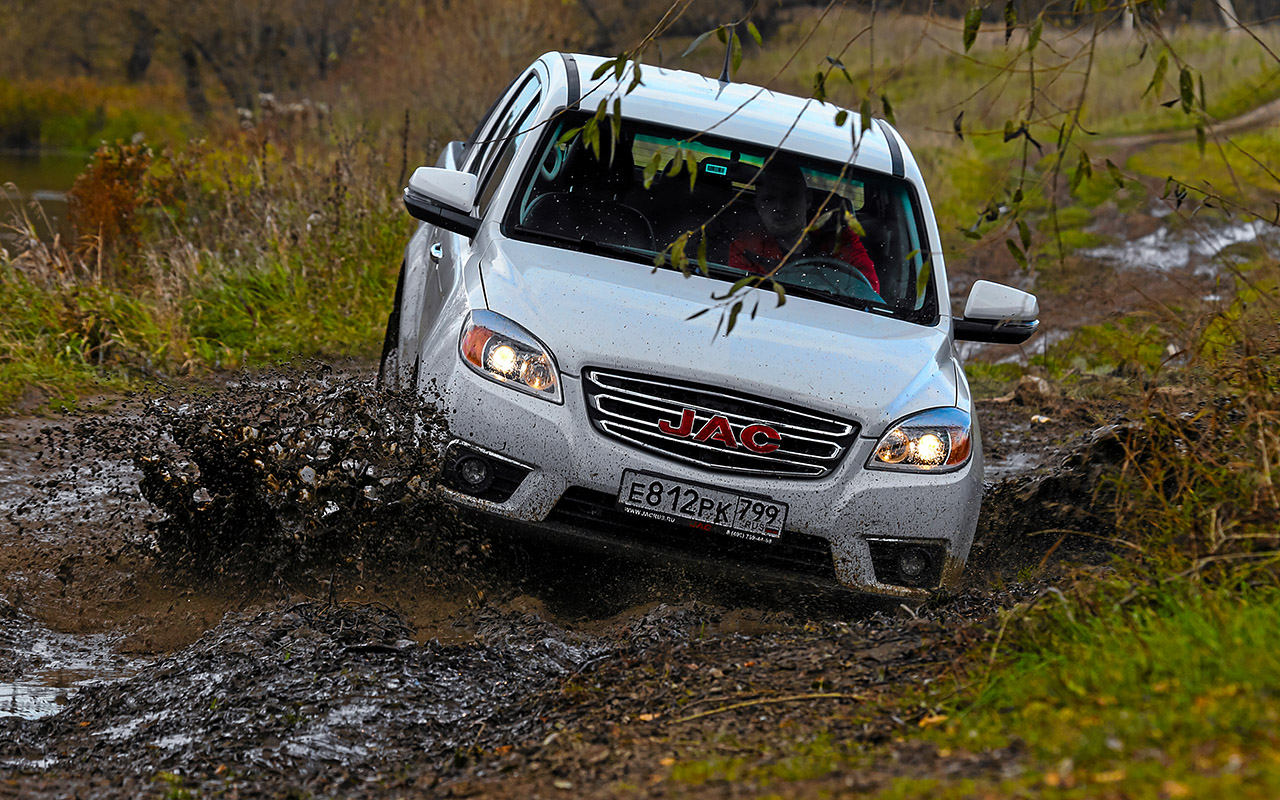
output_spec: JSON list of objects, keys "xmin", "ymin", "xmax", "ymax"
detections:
[{"xmin": 124, "ymin": 372, "xmax": 453, "ymax": 574}]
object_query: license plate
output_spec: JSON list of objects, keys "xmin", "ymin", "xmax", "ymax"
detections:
[{"xmin": 617, "ymin": 470, "xmax": 788, "ymax": 543}]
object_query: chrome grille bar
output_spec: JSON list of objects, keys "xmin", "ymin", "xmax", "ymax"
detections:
[{"xmin": 583, "ymin": 369, "xmax": 858, "ymax": 478}]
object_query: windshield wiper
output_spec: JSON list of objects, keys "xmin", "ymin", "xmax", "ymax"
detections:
[
  {"xmin": 773, "ymin": 283, "xmax": 883, "ymax": 313},
  {"xmin": 511, "ymin": 226, "xmax": 648, "ymax": 262}
]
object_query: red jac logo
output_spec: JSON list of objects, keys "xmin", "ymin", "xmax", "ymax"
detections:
[{"xmin": 657, "ymin": 409, "xmax": 781, "ymax": 454}]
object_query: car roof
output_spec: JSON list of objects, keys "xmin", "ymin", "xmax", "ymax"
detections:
[{"xmin": 538, "ymin": 52, "xmax": 906, "ymax": 180}]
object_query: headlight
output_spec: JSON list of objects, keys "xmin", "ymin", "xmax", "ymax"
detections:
[
  {"xmin": 867, "ymin": 407, "xmax": 972, "ymax": 472},
  {"xmin": 459, "ymin": 310, "xmax": 562, "ymax": 403}
]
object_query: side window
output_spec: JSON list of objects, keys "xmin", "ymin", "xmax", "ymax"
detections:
[
  {"xmin": 474, "ymin": 77, "xmax": 542, "ymax": 214},
  {"xmin": 463, "ymin": 73, "xmax": 538, "ymax": 178}
]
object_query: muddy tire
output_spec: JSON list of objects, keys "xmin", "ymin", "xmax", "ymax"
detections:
[{"xmin": 377, "ymin": 262, "xmax": 407, "ymax": 390}]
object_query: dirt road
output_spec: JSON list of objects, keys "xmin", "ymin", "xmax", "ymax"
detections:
[{"xmin": 0, "ymin": 368, "xmax": 1113, "ymax": 798}]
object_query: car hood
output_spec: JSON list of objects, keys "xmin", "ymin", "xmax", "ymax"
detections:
[{"xmin": 480, "ymin": 238, "xmax": 958, "ymax": 436}]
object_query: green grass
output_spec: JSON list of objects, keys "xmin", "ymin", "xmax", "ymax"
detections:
[
  {"xmin": 902, "ymin": 584, "xmax": 1280, "ymax": 797},
  {"xmin": 0, "ymin": 134, "xmax": 409, "ymax": 412}
]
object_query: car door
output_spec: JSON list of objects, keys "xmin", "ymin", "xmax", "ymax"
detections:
[
  {"xmin": 397, "ymin": 70, "xmax": 542, "ymax": 386},
  {"xmin": 417, "ymin": 69, "xmax": 545, "ymax": 340}
]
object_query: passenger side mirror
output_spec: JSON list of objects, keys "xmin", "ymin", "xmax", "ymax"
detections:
[
  {"xmin": 953, "ymin": 280, "xmax": 1039, "ymax": 344},
  {"xmin": 404, "ymin": 166, "xmax": 480, "ymax": 237}
]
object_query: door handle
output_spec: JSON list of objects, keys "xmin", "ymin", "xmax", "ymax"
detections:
[{"xmin": 429, "ymin": 242, "xmax": 443, "ymax": 262}]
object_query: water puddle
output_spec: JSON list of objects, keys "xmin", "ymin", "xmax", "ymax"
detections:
[
  {"xmin": 1082, "ymin": 218, "xmax": 1275, "ymax": 276},
  {"xmin": 0, "ymin": 615, "xmax": 137, "ymax": 721}
]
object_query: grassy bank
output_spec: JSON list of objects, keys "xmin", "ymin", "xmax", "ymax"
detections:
[{"xmin": 1, "ymin": 131, "xmax": 410, "ymax": 410}]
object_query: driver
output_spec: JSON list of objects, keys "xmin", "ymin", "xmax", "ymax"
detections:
[{"xmin": 728, "ymin": 158, "xmax": 879, "ymax": 292}]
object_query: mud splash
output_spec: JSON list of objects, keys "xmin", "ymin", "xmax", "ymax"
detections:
[
  {"xmin": 0, "ymin": 368, "xmax": 1137, "ymax": 797},
  {"xmin": 84, "ymin": 368, "xmax": 453, "ymax": 575}
]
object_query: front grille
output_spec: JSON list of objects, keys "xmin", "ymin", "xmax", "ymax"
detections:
[
  {"xmin": 582, "ymin": 369, "xmax": 859, "ymax": 478},
  {"xmin": 548, "ymin": 487, "xmax": 836, "ymax": 578}
]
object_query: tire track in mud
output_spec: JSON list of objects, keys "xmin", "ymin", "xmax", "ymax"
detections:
[{"xmin": 0, "ymin": 369, "xmax": 1123, "ymax": 797}]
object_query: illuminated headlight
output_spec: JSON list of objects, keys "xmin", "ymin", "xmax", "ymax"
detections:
[
  {"xmin": 459, "ymin": 310, "xmax": 562, "ymax": 402},
  {"xmin": 868, "ymin": 407, "xmax": 972, "ymax": 472}
]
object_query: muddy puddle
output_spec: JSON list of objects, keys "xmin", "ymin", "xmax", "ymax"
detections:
[{"xmin": 0, "ymin": 366, "xmax": 1121, "ymax": 797}]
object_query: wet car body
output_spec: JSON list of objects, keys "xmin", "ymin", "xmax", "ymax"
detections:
[{"xmin": 379, "ymin": 51, "xmax": 1039, "ymax": 599}]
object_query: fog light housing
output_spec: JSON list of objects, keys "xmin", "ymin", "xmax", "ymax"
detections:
[
  {"xmin": 897, "ymin": 547, "xmax": 930, "ymax": 582},
  {"xmin": 867, "ymin": 539, "xmax": 945, "ymax": 589},
  {"xmin": 455, "ymin": 455, "xmax": 493, "ymax": 493}
]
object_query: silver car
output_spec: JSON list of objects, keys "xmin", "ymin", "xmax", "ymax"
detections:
[{"xmin": 378, "ymin": 51, "xmax": 1039, "ymax": 599}]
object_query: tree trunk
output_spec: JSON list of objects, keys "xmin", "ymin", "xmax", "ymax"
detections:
[
  {"xmin": 178, "ymin": 38, "xmax": 210, "ymax": 119},
  {"xmin": 125, "ymin": 9, "xmax": 158, "ymax": 83},
  {"xmin": 1215, "ymin": 0, "xmax": 1241, "ymax": 29}
]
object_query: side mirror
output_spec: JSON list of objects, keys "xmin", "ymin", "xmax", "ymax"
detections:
[
  {"xmin": 404, "ymin": 166, "xmax": 480, "ymax": 237},
  {"xmin": 954, "ymin": 280, "xmax": 1040, "ymax": 344}
]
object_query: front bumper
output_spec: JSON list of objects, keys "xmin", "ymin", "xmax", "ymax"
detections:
[{"xmin": 433, "ymin": 363, "xmax": 982, "ymax": 599}]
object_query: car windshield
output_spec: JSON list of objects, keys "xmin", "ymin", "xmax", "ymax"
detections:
[{"xmin": 503, "ymin": 113, "xmax": 937, "ymax": 325}]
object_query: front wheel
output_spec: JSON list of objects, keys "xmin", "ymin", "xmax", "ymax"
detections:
[{"xmin": 376, "ymin": 261, "xmax": 407, "ymax": 390}]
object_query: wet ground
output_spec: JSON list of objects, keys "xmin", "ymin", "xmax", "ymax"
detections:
[{"xmin": 0, "ymin": 359, "xmax": 1124, "ymax": 798}]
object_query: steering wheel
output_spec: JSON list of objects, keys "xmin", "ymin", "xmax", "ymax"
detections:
[{"xmin": 779, "ymin": 255, "xmax": 883, "ymax": 302}]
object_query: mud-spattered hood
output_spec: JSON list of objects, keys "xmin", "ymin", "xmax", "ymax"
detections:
[{"xmin": 481, "ymin": 238, "xmax": 957, "ymax": 435}]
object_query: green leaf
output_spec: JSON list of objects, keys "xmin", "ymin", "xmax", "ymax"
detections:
[
  {"xmin": 953, "ymin": 111, "xmax": 965, "ymax": 141},
  {"xmin": 730, "ymin": 29, "xmax": 743, "ymax": 76},
  {"xmin": 1006, "ymin": 238, "xmax": 1029, "ymax": 271},
  {"xmin": 643, "ymin": 151, "xmax": 662, "ymax": 188},
  {"xmin": 1198, "ymin": 73, "xmax": 1206, "ymax": 113},
  {"xmin": 582, "ymin": 118, "xmax": 600, "ymax": 158},
  {"xmin": 1105, "ymin": 158, "xmax": 1125, "ymax": 188},
  {"xmin": 1179, "ymin": 66, "xmax": 1194, "ymax": 114},
  {"xmin": 1027, "ymin": 15, "xmax": 1042, "ymax": 52},
  {"xmin": 960, "ymin": 227, "xmax": 982, "ymax": 240},
  {"xmin": 726, "ymin": 300, "xmax": 743, "ymax": 336},
  {"xmin": 557, "ymin": 125, "xmax": 582, "ymax": 145},
  {"xmin": 671, "ymin": 232, "xmax": 690, "ymax": 275},
  {"xmin": 771, "ymin": 280, "xmax": 786, "ymax": 307},
  {"xmin": 834, "ymin": 109, "xmax": 848, "ymax": 127},
  {"xmin": 685, "ymin": 150, "xmax": 698, "ymax": 190},
  {"xmin": 746, "ymin": 20, "xmax": 762, "ymax": 46},
  {"xmin": 725, "ymin": 276, "xmax": 754, "ymax": 297},
  {"xmin": 696, "ymin": 232, "xmax": 708, "ymax": 276},
  {"xmin": 1017, "ymin": 218, "xmax": 1031, "ymax": 250},
  {"xmin": 844, "ymin": 211, "xmax": 865, "ymax": 237},
  {"xmin": 588, "ymin": 58, "xmax": 614, "ymax": 80},
  {"xmin": 591, "ymin": 58, "xmax": 617, "ymax": 80},
  {"xmin": 666, "ymin": 147, "xmax": 684, "ymax": 177},
  {"xmin": 610, "ymin": 97, "xmax": 622, "ymax": 162},
  {"xmin": 1070, "ymin": 149, "xmax": 1092, "ymax": 191},
  {"xmin": 812, "ymin": 71, "xmax": 827, "ymax": 103},
  {"xmin": 686, "ymin": 307, "xmax": 712, "ymax": 321},
  {"xmin": 963, "ymin": 5, "xmax": 982, "ymax": 52},
  {"xmin": 859, "ymin": 97, "xmax": 873, "ymax": 134},
  {"xmin": 1143, "ymin": 52, "xmax": 1168, "ymax": 99},
  {"xmin": 1195, "ymin": 122, "xmax": 1206, "ymax": 156},
  {"xmin": 614, "ymin": 55, "xmax": 626, "ymax": 79},
  {"xmin": 1003, "ymin": 0, "xmax": 1016, "ymax": 44},
  {"xmin": 881, "ymin": 94, "xmax": 896, "ymax": 125},
  {"xmin": 826, "ymin": 56, "xmax": 852, "ymax": 83},
  {"xmin": 682, "ymin": 29, "xmax": 716, "ymax": 58},
  {"xmin": 627, "ymin": 62, "xmax": 643, "ymax": 93},
  {"xmin": 653, "ymin": 251, "xmax": 666, "ymax": 268}
]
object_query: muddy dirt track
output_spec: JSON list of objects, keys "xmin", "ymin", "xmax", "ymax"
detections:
[{"xmin": 0, "ymin": 366, "xmax": 1119, "ymax": 798}]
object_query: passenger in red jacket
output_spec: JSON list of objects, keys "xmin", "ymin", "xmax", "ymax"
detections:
[{"xmin": 729, "ymin": 159, "xmax": 879, "ymax": 293}]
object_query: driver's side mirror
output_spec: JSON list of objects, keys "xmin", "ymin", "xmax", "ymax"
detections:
[
  {"xmin": 404, "ymin": 166, "xmax": 480, "ymax": 237},
  {"xmin": 953, "ymin": 280, "xmax": 1039, "ymax": 344}
]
